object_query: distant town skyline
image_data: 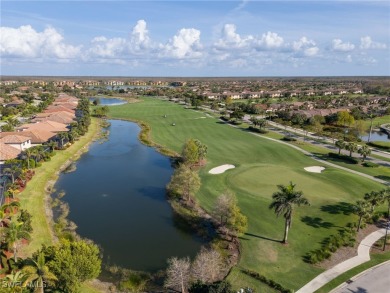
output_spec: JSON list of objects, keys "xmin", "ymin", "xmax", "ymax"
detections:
[{"xmin": 1, "ymin": 1, "xmax": 389, "ymax": 76}]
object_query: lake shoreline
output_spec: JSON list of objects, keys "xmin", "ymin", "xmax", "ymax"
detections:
[
  {"xmin": 18, "ymin": 117, "xmax": 101, "ymax": 257},
  {"xmin": 106, "ymin": 115, "xmax": 240, "ymax": 279}
]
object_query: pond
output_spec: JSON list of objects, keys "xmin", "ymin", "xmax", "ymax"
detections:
[
  {"xmin": 52, "ymin": 120, "xmax": 204, "ymax": 271},
  {"xmin": 361, "ymin": 130, "xmax": 390, "ymax": 142},
  {"xmin": 89, "ymin": 97, "xmax": 127, "ymax": 106}
]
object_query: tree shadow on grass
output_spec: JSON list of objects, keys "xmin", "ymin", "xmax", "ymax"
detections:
[
  {"xmin": 301, "ymin": 216, "xmax": 335, "ymax": 229},
  {"xmin": 244, "ymin": 232, "xmax": 281, "ymax": 243},
  {"xmin": 320, "ymin": 202, "xmax": 354, "ymax": 215}
]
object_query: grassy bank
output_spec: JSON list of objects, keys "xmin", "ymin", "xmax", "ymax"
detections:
[
  {"xmin": 108, "ymin": 97, "xmax": 386, "ymax": 291},
  {"xmin": 19, "ymin": 118, "xmax": 100, "ymax": 256}
]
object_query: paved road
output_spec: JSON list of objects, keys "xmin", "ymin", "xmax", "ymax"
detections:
[
  {"xmin": 262, "ymin": 118, "xmax": 390, "ymax": 161},
  {"xmin": 332, "ymin": 261, "xmax": 390, "ymax": 293}
]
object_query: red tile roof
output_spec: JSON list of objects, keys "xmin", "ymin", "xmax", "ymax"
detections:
[{"xmin": 0, "ymin": 142, "xmax": 21, "ymax": 161}]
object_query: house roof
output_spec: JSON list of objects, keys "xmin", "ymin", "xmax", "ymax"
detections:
[
  {"xmin": 0, "ymin": 142, "xmax": 21, "ymax": 161},
  {"xmin": 52, "ymin": 102, "xmax": 77, "ymax": 109},
  {"xmin": 0, "ymin": 130, "xmax": 55, "ymax": 144},
  {"xmin": 33, "ymin": 111, "xmax": 75, "ymax": 124},
  {"xmin": 0, "ymin": 134, "xmax": 30, "ymax": 144},
  {"xmin": 44, "ymin": 105, "xmax": 75, "ymax": 114},
  {"xmin": 18, "ymin": 121, "xmax": 69, "ymax": 133}
]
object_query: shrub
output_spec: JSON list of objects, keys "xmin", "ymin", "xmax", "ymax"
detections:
[
  {"xmin": 281, "ymin": 136, "xmax": 297, "ymax": 142},
  {"xmin": 220, "ymin": 116, "xmax": 229, "ymax": 121},
  {"xmin": 241, "ymin": 269, "xmax": 292, "ymax": 293},
  {"xmin": 305, "ymin": 223, "xmax": 358, "ymax": 264},
  {"xmin": 362, "ymin": 162, "xmax": 379, "ymax": 168},
  {"xmin": 248, "ymin": 126, "xmax": 268, "ymax": 134}
]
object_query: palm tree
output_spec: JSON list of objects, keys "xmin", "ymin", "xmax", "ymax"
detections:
[
  {"xmin": 269, "ymin": 182, "xmax": 310, "ymax": 244},
  {"xmin": 4, "ymin": 270, "xmax": 27, "ymax": 293},
  {"xmin": 23, "ymin": 252, "xmax": 57, "ymax": 293},
  {"xmin": 367, "ymin": 113, "xmax": 376, "ymax": 143},
  {"xmin": 358, "ymin": 145, "xmax": 371, "ymax": 162},
  {"xmin": 3, "ymin": 165, "xmax": 22, "ymax": 184},
  {"xmin": 1, "ymin": 201, "xmax": 21, "ymax": 221},
  {"xmin": 5, "ymin": 218, "xmax": 31, "ymax": 262},
  {"xmin": 6, "ymin": 186, "xmax": 20, "ymax": 200},
  {"xmin": 258, "ymin": 119, "xmax": 267, "ymax": 129},
  {"xmin": 381, "ymin": 188, "xmax": 390, "ymax": 219},
  {"xmin": 364, "ymin": 191, "xmax": 384, "ymax": 213},
  {"xmin": 345, "ymin": 142, "xmax": 358, "ymax": 157},
  {"xmin": 353, "ymin": 200, "xmax": 370, "ymax": 232},
  {"xmin": 335, "ymin": 140, "xmax": 346, "ymax": 155},
  {"xmin": 249, "ymin": 116, "xmax": 259, "ymax": 128},
  {"xmin": 22, "ymin": 148, "xmax": 34, "ymax": 169},
  {"xmin": 45, "ymin": 140, "xmax": 57, "ymax": 152}
]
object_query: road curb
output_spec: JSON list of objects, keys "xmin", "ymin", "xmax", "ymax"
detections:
[{"xmin": 329, "ymin": 259, "xmax": 390, "ymax": 293}]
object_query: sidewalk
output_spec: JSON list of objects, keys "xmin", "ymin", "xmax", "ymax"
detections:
[{"xmin": 296, "ymin": 228, "xmax": 386, "ymax": 293}]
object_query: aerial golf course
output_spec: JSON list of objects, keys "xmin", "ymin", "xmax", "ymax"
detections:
[{"xmin": 108, "ymin": 97, "xmax": 385, "ymax": 292}]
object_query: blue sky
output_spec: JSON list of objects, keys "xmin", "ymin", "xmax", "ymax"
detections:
[{"xmin": 1, "ymin": 1, "xmax": 389, "ymax": 76}]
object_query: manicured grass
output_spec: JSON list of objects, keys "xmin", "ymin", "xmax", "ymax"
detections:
[
  {"xmin": 363, "ymin": 115, "xmax": 390, "ymax": 128},
  {"xmin": 108, "ymin": 98, "xmax": 385, "ymax": 291},
  {"xmin": 18, "ymin": 118, "xmax": 100, "ymax": 257},
  {"xmin": 287, "ymin": 140, "xmax": 390, "ymax": 182},
  {"xmin": 315, "ymin": 251, "xmax": 390, "ymax": 293}
]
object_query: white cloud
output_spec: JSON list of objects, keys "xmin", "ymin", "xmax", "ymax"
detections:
[
  {"xmin": 162, "ymin": 28, "xmax": 202, "ymax": 59},
  {"xmin": 0, "ymin": 25, "xmax": 80, "ymax": 59},
  {"xmin": 360, "ymin": 36, "xmax": 387, "ymax": 49},
  {"xmin": 256, "ymin": 31, "xmax": 284, "ymax": 49},
  {"xmin": 88, "ymin": 36, "xmax": 126, "ymax": 58},
  {"xmin": 332, "ymin": 39, "xmax": 355, "ymax": 52},
  {"xmin": 292, "ymin": 37, "xmax": 319, "ymax": 57},
  {"xmin": 130, "ymin": 19, "xmax": 150, "ymax": 49},
  {"xmin": 304, "ymin": 47, "xmax": 319, "ymax": 57},
  {"xmin": 214, "ymin": 24, "xmax": 252, "ymax": 50}
]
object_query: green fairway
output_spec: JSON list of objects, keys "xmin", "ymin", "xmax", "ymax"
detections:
[{"xmin": 108, "ymin": 98, "xmax": 385, "ymax": 291}]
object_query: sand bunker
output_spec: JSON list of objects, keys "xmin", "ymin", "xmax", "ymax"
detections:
[
  {"xmin": 209, "ymin": 164, "xmax": 235, "ymax": 174},
  {"xmin": 304, "ymin": 166, "xmax": 325, "ymax": 173}
]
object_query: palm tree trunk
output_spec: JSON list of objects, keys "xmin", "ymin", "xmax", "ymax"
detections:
[
  {"xmin": 13, "ymin": 243, "xmax": 17, "ymax": 262},
  {"xmin": 338, "ymin": 147, "xmax": 341, "ymax": 155},
  {"xmin": 368, "ymin": 118, "xmax": 373, "ymax": 143},
  {"xmin": 357, "ymin": 216, "xmax": 363, "ymax": 232},
  {"xmin": 39, "ymin": 279, "xmax": 44, "ymax": 293},
  {"xmin": 283, "ymin": 219, "xmax": 290, "ymax": 243}
]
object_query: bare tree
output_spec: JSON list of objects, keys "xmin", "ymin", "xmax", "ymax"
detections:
[
  {"xmin": 213, "ymin": 191, "xmax": 235, "ymax": 225},
  {"xmin": 191, "ymin": 247, "xmax": 224, "ymax": 284},
  {"xmin": 213, "ymin": 191, "xmax": 248, "ymax": 239},
  {"xmin": 164, "ymin": 257, "xmax": 191, "ymax": 293}
]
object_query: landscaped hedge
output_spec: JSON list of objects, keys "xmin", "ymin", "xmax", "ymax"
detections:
[
  {"xmin": 241, "ymin": 269, "xmax": 292, "ymax": 293},
  {"xmin": 220, "ymin": 116, "xmax": 229, "ymax": 121},
  {"xmin": 328, "ymin": 152, "xmax": 359, "ymax": 164},
  {"xmin": 248, "ymin": 126, "xmax": 268, "ymax": 134},
  {"xmin": 362, "ymin": 162, "xmax": 379, "ymax": 168},
  {"xmin": 281, "ymin": 136, "xmax": 297, "ymax": 142},
  {"xmin": 305, "ymin": 224, "xmax": 356, "ymax": 264}
]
